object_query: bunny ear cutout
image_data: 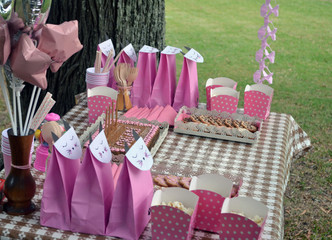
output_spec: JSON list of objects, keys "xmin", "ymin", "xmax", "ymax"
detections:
[
  {"xmin": 38, "ymin": 20, "xmax": 83, "ymax": 73},
  {"xmin": 10, "ymin": 33, "xmax": 51, "ymax": 89}
]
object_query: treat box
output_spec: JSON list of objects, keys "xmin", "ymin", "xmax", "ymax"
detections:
[
  {"xmin": 79, "ymin": 114, "xmax": 169, "ymax": 162},
  {"xmin": 210, "ymin": 87, "xmax": 240, "ymax": 114},
  {"xmin": 219, "ymin": 197, "xmax": 268, "ymax": 240},
  {"xmin": 206, "ymin": 77, "xmax": 238, "ymax": 111},
  {"xmin": 244, "ymin": 84, "xmax": 274, "ymax": 120},
  {"xmin": 151, "ymin": 187, "xmax": 199, "ymax": 240},
  {"xmin": 189, "ymin": 174, "xmax": 233, "ymax": 233},
  {"xmin": 174, "ymin": 106, "xmax": 262, "ymax": 144}
]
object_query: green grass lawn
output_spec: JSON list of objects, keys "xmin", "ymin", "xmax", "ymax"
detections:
[{"xmin": 165, "ymin": 0, "xmax": 331, "ymax": 239}]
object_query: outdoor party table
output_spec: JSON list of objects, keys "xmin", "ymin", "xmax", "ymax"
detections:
[{"xmin": 0, "ymin": 94, "xmax": 311, "ymax": 240}]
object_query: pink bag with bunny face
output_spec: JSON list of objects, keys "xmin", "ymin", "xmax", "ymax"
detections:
[
  {"xmin": 131, "ymin": 45, "xmax": 159, "ymax": 107},
  {"xmin": 40, "ymin": 127, "xmax": 81, "ymax": 231},
  {"xmin": 71, "ymin": 130, "xmax": 114, "ymax": 235},
  {"xmin": 106, "ymin": 133, "xmax": 154, "ymax": 239},
  {"xmin": 173, "ymin": 48, "xmax": 204, "ymax": 111},
  {"xmin": 150, "ymin": 46, "xmax": 182, "ymax": 108}
]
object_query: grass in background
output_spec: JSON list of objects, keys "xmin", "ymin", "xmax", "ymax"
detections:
[{"xmin": 165, "ymin": 0, "xmax": 331, "ymax": 239}]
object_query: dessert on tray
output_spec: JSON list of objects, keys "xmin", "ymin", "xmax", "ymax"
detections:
[
  {"xmin": 174, "ymin": 106, "xmax": 262, "ymax": 144},
  {"xmin": 107, "ymin": 119, "xmax": 160, "ymax": 155}
]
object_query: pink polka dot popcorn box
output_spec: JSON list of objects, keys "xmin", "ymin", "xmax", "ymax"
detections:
[
  {"xmin": 210, "ymin": 87, "xmax": 240, "ymax": 114},
  {"xmin": 189, "ymin": 174, "xmax": 234, "ymax": 233},
  {"xmin": 219, "ymin": 197, "xmax": 268, "ymax": 240},
  {"xmin": 150, "ymin": 187, "xmax": 199, "ymax": 240},
  {"xmin": 88, "ymin": 86, "xmax": 118, "ymax": 124},
  {"xmin": 244, "ymin": 84, "xmax": 274, "ymax": 120},
  {"xmin": 206, "ymin": 77, "xmax": 238, "ymax": 111}
]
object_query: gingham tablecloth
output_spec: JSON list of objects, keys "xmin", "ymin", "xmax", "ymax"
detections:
[{"xmin": 0, "ymin": 95, "xmax": 311, "ymax": 240}]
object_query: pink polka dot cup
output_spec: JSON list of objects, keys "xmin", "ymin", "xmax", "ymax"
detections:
[
  {"xmin": 206, "ymin": 77, "xmax": 238, "ymax": 111},
  {"xmin": 151, "ymin": 187, "xmax": 199, "ymax": 240},
  {"xmin": 210, "ymin": 87, "xmax": 240, "ymax": 114},
  {"xmin": 189, "ymin": 174, "xmax": 234, "ymax": 233},
  {"xmin": 244, "ymin": 84, "xmax": 274, "ymax": 120},
  {"xmin": 219, "ymin": 197, "xmax": 268, "ymax": 239}
]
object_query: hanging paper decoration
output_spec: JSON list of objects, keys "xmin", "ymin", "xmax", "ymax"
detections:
[{"xmin": 253, "ymin": 0, "xmax": 279, "ymax": 84}]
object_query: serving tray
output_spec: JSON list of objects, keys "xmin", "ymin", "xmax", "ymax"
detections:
[{"xmin": 174, "ymin": 106, "xmax": 262, "ymax": 144}]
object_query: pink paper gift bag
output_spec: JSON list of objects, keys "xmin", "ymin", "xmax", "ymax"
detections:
[
  {"xmin": 206, "ymin": 77, "xmax": 238, "ymax": 111},
  {"xmin": 210, "ymin": 87, "xmax": 240, "ymax": 114},
  {"xmin": 71, "ymin": 130, "xmax": 114, "ymax": 235},
  {"xmin": 173, "ymin": 48, "xmax": 204, "ymax": 111},
  {"xmin": 131, "ymin": 45, "xmax": 159, "ymax": 107},
  {"xmin": 40, "ymin": 127, "xmax": 81, "ymax": 231},
  {"xmin": 118, "ymin": 43, "xmax": 137, "ymax": 67},
  {"xmin": 244, "ymin": 84, "xmax": 274, "ymax": 120},
  {"xmin": 88, "ymin": 86, "xmax": 118, "ymax": 123},
  {"xmin": 150, "ymin": 46, "xmax": 181, "ymax": 107},
  {"xmin": 106, "ymin": 137, "xmax": 154, "ymax": 239}
]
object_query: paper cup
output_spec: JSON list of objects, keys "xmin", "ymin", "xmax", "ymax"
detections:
[
  {"xmin": 85, "ymin": 67, "xmax": 109, "ymax": 90},
  {"xmin": 34, "ymin": 145, "xmax": 50, "ymax": 172}
]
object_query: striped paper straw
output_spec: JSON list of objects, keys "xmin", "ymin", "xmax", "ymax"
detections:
[{"xmin": 30, "ymin": 98, "xmax": 56, "ymax": 131}]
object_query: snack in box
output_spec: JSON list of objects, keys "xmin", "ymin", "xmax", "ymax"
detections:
[
  {"xmin": 189, "ymin": 174, "xmax": 234, "ymax": 233},
  {"xmin": 151, "ymin": 187, "xmax": 199, "ymax": 240},
  {"xmin": 219, "ymin": 197, "xmax": 268, "ymax": 239}
]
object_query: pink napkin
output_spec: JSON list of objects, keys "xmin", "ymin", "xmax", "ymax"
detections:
[
  {"xmin": 135, "ymin": 107, "xmax": 152, "ymax": 119},
  {"xmin": 173, "ymin": 57, "xmax": 199, "ymax": 111},
  {"xmin": 156, "ymin": 105, "xmax": 178, "ymax": 126},
  {"xmin": 123, "ymin": 106, "xmax": 139, "ymax": 118},
  {"xmin": 131, "ymin": 52, "xmax": 157, "ymax": 107},
  {"xmin": 146, "ymin": 105, "xmax": 164, "ymax": 121},
  {"xmin": 150, "ymin": 53, "xmax": 177, "ymax": 107}
]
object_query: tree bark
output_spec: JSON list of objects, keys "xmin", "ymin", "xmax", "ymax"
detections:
[{"xmin": 20, "ymin": 0, "xmax": 165, "ymax": 117}]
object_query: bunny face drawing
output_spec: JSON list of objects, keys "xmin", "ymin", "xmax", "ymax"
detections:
[
  {"xmin": 90, "ymin": 130, "xmax": 112, "ymax": 163},
  {"xmin": 54, "ymin": 127, "xmax": 82, "ymax": 159},
  {"xmin": 126, "ymin": 137, "xmax": 153, "ymax": 171}
]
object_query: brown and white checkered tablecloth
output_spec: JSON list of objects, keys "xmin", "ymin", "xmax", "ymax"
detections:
[{"xmin": 0, "ymin": 94, "xmax": 311, "ymax": 240}]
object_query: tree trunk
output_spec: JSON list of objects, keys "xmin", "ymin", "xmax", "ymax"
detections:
[{"xmin": 20, "ymin": 0, "xmax": 165, "ymax": 117}]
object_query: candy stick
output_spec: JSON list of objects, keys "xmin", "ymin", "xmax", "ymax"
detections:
[
  {"xmin": 111, "ymin": 101, "xmax": 114, "ymax": 129},
  {"xmin": 0, "ymin": 67, "xmax": 15, "ymax": 130},
  {"xmin": 23, "ymin": 85, "xmax": 37, "ymax": 134},
  {"xmin": 95, "ymin": 51, "xmax": 102, "ymax": 73},
  {"xmin": 30, "ymin": 98, "xmax": 55, "ymax": 131},
  {"xmin": 25, "ymin": 87, "xmax": 41, "ymax": 135},
  {"xmin": 102, "ymin": 50, "xmax": 114, "ymax": 73},
  {"xmin": 28, "ymin": 92, "xmax": 52, "ymax": 131}
]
